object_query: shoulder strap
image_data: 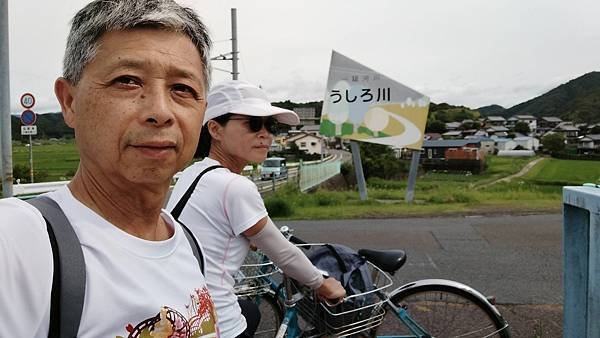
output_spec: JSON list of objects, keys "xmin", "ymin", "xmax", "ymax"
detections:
[
  {"xmin": 323, "ymin": 244, "xmax": 349, "ymax": 274},
  {"xmin": 178, "ymin": 221, "xmax": 205, "ymax": 275},
  {"xmin": 170, "ymin": 165, "xmax": 223, "ymax": 219},
  {"xmin": 27, "ymin": 196, "xmax": 86, "ymax": 338}
]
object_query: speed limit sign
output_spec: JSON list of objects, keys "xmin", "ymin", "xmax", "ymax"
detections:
[{"xmin": 20, "ymin": 93, "xmax": 35, "ymax": 109}]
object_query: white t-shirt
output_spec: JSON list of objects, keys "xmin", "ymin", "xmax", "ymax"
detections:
[
  {"xmin": 167, "ymin": 157, "xmax": 268, "ymax": 337},
  {"xmin": 0, "ymin": 186, "xmax": 220, "ymax": 338}
]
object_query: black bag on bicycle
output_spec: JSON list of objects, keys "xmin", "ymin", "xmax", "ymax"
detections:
[{"xmin": 304, "ymin": 244, "xmax": 375, "ymax": 331}]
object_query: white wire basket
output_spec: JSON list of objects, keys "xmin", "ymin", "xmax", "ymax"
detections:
[
  {"xmin": 233, "ymin": 249, "xmax": 280, "ymax": 297},
  {"xmin": 293, "ymin": 244, "xmax": 395, "ymax": 337}
]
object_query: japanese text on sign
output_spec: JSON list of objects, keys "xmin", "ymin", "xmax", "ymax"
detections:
[{"xmin": 330, "ymin": 87, "xmax": 391, "ymax": 104}]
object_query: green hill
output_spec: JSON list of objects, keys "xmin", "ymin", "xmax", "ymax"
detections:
[
  {"xmin": 477, "ymin": 104, "xmax": 506, "ymax": 116},
  {"xmin": 11, "ymin": 113, "xmax": 73, "ymax": 141},
  {"xmin": 502, "ymin": 71, "xmax": 600, "ymax": 123}
]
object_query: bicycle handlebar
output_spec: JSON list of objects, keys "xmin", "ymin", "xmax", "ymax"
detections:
[{"xmin": 289, "ymin": 235, "xmax": 310, "ymax": 248}]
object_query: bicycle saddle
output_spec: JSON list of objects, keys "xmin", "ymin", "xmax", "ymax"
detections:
[{"xmin": 358, "ymin": 248, "xmax": 406, "ymax": 275}]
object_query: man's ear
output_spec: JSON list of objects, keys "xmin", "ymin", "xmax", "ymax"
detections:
[{"xmin": 54, "ymin": 77, "xmax": 76, "ymax": 128}]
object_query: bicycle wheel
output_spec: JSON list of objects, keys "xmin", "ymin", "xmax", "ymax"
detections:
[
  {"xmin": 371, "ymin": 279, "xmax": 510, "ymax": 338},
  {"xmin": 251, "ymin": 293, "xmax": 284, "ymax": 338}
]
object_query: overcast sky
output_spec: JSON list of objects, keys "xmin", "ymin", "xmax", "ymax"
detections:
[{"xmin": 7, "ymin": 0, "xmax": 600, "ymax": 115}]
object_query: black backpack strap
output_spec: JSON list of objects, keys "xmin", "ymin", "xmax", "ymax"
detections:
[
  {"xmin": 178, "ymin": 221, "xmax": 205, "ymax": 275},
  {"xmin": 170, "ymin": 165, "xmax": 223, "ymax": 219},
  {"xmin": 27, "ymin": 196, "xmax": 86, "ymax": 338}
]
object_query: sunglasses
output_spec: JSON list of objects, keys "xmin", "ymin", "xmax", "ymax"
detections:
[{"xmin": 229, "ymin": 116, "xmax": 279, "ymax": 134}]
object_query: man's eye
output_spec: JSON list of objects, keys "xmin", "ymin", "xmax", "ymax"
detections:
[
  {"xmin": 113, "ymin": 76, "xmax": 140, "ymax": 86},
  {"xmin": 172, "ymin": 84, "xmax": 200, "ymax": 100}
]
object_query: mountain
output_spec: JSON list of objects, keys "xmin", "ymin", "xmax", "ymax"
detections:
[
  {"xmin": 477, "ymin": 104, "xmax": 505, "ymax": 116},
  {"xmin": 502, "ymin": 71, "xmax": 600, "ymax": 123}
]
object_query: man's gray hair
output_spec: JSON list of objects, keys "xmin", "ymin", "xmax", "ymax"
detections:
[{"xmin": 64, "ymin": 0, "xmax": 212, "ymax": 90}]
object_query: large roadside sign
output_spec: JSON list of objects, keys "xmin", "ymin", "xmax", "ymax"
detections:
[{"xmin": 319, "ymin": 51, "xmax": 430, "ymax": 150}]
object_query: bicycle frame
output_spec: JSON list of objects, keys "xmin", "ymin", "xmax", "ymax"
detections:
[{"xmin": 241, "ymin": 236, "xmax": 509, "ymax": 338}]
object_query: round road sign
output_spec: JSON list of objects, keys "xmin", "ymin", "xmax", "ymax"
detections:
[
  {"xmin": 20, "ymin": 110, "xmax": 37, "ymax": 126},
  {"xmin": 20, "ymin": 93, "xmax": 35, "ymax": 109}
]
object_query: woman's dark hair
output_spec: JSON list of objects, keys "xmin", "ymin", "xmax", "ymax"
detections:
[{"xmin": 195, "ymin": 113, "xmax": 234, "ymax": 158}]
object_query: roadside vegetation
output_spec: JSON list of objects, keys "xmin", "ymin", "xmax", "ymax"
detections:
[
  {"xmin": 6, "ymin": 140, "xmax": 599, "ymax": 220},
  {"xmin": 265, "ymin": 155, "xmax": 599, "ymax": 220}
]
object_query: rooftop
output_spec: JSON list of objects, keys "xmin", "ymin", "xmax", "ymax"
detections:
[{"xmin": 423, "ymin": 139, "xmax": 481, "ymax": 148}]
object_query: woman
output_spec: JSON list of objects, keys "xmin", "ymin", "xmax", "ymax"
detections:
[{"xmin": 167, "ymin": 80, "xmax": 345, "ymax": 338}]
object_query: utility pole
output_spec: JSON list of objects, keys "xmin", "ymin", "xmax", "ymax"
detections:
[
  {"xmin": 231, "ymin": 8, "xmax": 238, "ymax": 80},
  {"xmin": 210, "ymin": 8, "xmax": 239, "ymax": 80},
  {"xmin": 0, "ymin": 0, "xmax": 12, "ymax": 197}
]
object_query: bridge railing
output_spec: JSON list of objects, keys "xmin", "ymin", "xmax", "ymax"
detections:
[
  {"xmin": 298, "ymin": 160, "xmax": 341, "ymax": 192},
  {"xmin": 563, "ymin": 185, "xmax": 600, "ymax": 337}
]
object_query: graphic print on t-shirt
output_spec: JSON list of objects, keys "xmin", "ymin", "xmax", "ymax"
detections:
[{"xmin": 117, "ymin": 287, "xmax": 219, "ymax": 338}]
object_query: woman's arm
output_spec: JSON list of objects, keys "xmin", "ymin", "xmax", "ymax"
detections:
[{"xmin": 244, "ymin": 217, "xmax": 346, "ymax": 300}]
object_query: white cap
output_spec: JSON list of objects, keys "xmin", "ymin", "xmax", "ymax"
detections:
[{"xmin": 204, "ymin": 80, "xmax": 300, "ymax": 125}]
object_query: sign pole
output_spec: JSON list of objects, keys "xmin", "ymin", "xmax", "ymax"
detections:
[
  {"xmin": 405, "ymin": 149, "xmax": 421, "ymax": 203},
  {"xmin": 350, "ymin": 141, "xmax": 367, "ymax": 201},
  {"xmin": 28, "ymin": 134, "xmax": 33, "ymax": 183}
]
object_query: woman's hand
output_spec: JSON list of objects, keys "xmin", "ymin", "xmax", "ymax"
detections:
[{"xmin": 316, "ymin": 277, "xmax": 346, "ymax": 304}]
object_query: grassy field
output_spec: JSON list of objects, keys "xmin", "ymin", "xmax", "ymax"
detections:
[
  {"xmin": 265, "ymin": 156, "xmax": 599, "ymax": 220},
  {"xmin": 523, "ymin": 158, "xmax": 600, "ymax": 186},
  {"xmin": 12, "ymin": 139, "xmax": 79, "ymax": 182}
]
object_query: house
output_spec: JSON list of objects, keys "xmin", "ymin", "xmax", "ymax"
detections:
[
  {"xmin": 285, "ymin": 132, "xmax": 323, "ymax": 154},
  {"xmin": 554, "ymin": 122, "xmax": 580, "ymax": 139},
  {"xmin": 511, "ymin": 115, "xmax": 537, "ymax": 131},
  {"xmin": 445, "ymin": 122, "xmax": 461, "ymax": 131},
  {"xmin": 513, "ymin": 136, "xmax": 540, "ymax": 151},
  {"xmin": 269, "ymin": 140, "xmax": 283, "ymax": 152},
  {"xmin": 421, "ymin": 139, "xmax": 481, "ymax": 160},
  {"xmin": 577, "ymin": 134, "xmax": 600, "ymax": 154},
  {"xmin": 486, "ymin": 126, "xmax": 510, "ymax": 137},
  {"xmin": 442, "ymin": 130, "xmax": 463, "ymax": 139},
  {"xmin": 424, "ymin": 133, "xmax": 442, "ymax": 140},
  {"xmin": 484, "ymin": 116, "xmax": 506, "ymax": 127},
  {"xmin": 538, "ymin": 116, "xmax": 563, "ymax": 129},
  {"xmin": 293, "ymin": 107, "xmax": 319, "ymax": 125},
  {"xmin": 493, "ymin": 138, "xmax": 517, "ymax": 152},
  {"xmin": 506, "ymin": 116, "xmax": 518, "ymax": 129},
  {"xmin": 421, "ymin": 139, "xmax": 485, "ymax": 173},
  {"xmin": 465, "ymin": 136, "xmax": 495, "ymax": 155},
  {"xmin": 299, "ymin": 124, "xmax": 321, "ymax": 137}
]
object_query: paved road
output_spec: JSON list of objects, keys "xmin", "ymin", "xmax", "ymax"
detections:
[{"xmin": 279, "ymin": 213, "xmax": 563, "ymax": 305}]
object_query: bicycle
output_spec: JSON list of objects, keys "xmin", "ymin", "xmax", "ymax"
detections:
[{"xmin": 234, "ymin": 226, "xmax": 511, "ymax": 338}]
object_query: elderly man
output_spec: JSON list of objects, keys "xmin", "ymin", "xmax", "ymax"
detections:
[{"xmin": 0, "ymin": 0, "xmax": 219, "ymax": 337}]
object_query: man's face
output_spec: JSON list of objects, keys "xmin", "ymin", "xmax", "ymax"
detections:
[{"xmin": 56, "ymin": 28, "xmax": 206, "ymax": 186}]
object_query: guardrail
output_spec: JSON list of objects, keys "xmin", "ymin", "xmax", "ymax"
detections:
[
  {"xmin": 11, "ymin": 155, "xmax": 340, "ymax": 198},
  {"xmin": 298, "ymin": 160, "xmax": 341, "ymax": 192},
  {"xmin": 563, "ymin": 185, "xmax": 600, "ymax": 337}
]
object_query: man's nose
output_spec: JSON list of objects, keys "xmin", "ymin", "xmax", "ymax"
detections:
[{"xmin": 140, "ymin": 87, "xmax": 174, "ymax": 127}]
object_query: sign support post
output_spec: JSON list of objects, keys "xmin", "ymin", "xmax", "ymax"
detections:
[
  {"xmin": 405, "ymin": 149, "xmax": 421, "ymax": 203},
  {"xmin": 350, "ymin": 141, "xmax": 367, "ymax": 201},
  {"xmin": 28, "ymin": 134, "xmax": 33, "ymax": 183}
]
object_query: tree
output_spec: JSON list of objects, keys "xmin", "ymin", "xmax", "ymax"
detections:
[
  {"xmin": 359, "ymin": 143, "xmax": 408, "ymax": 180},
  {"xmin": 541, "ymin": 133, "xmax": 566, "ymax": 153},
  {"xmin": 513, "ymin": 121, "xmax": 531, "ymax": 134},
  {"xmin": 426, "ymin": 120, "xmax": 446, "ymax": 134}
]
